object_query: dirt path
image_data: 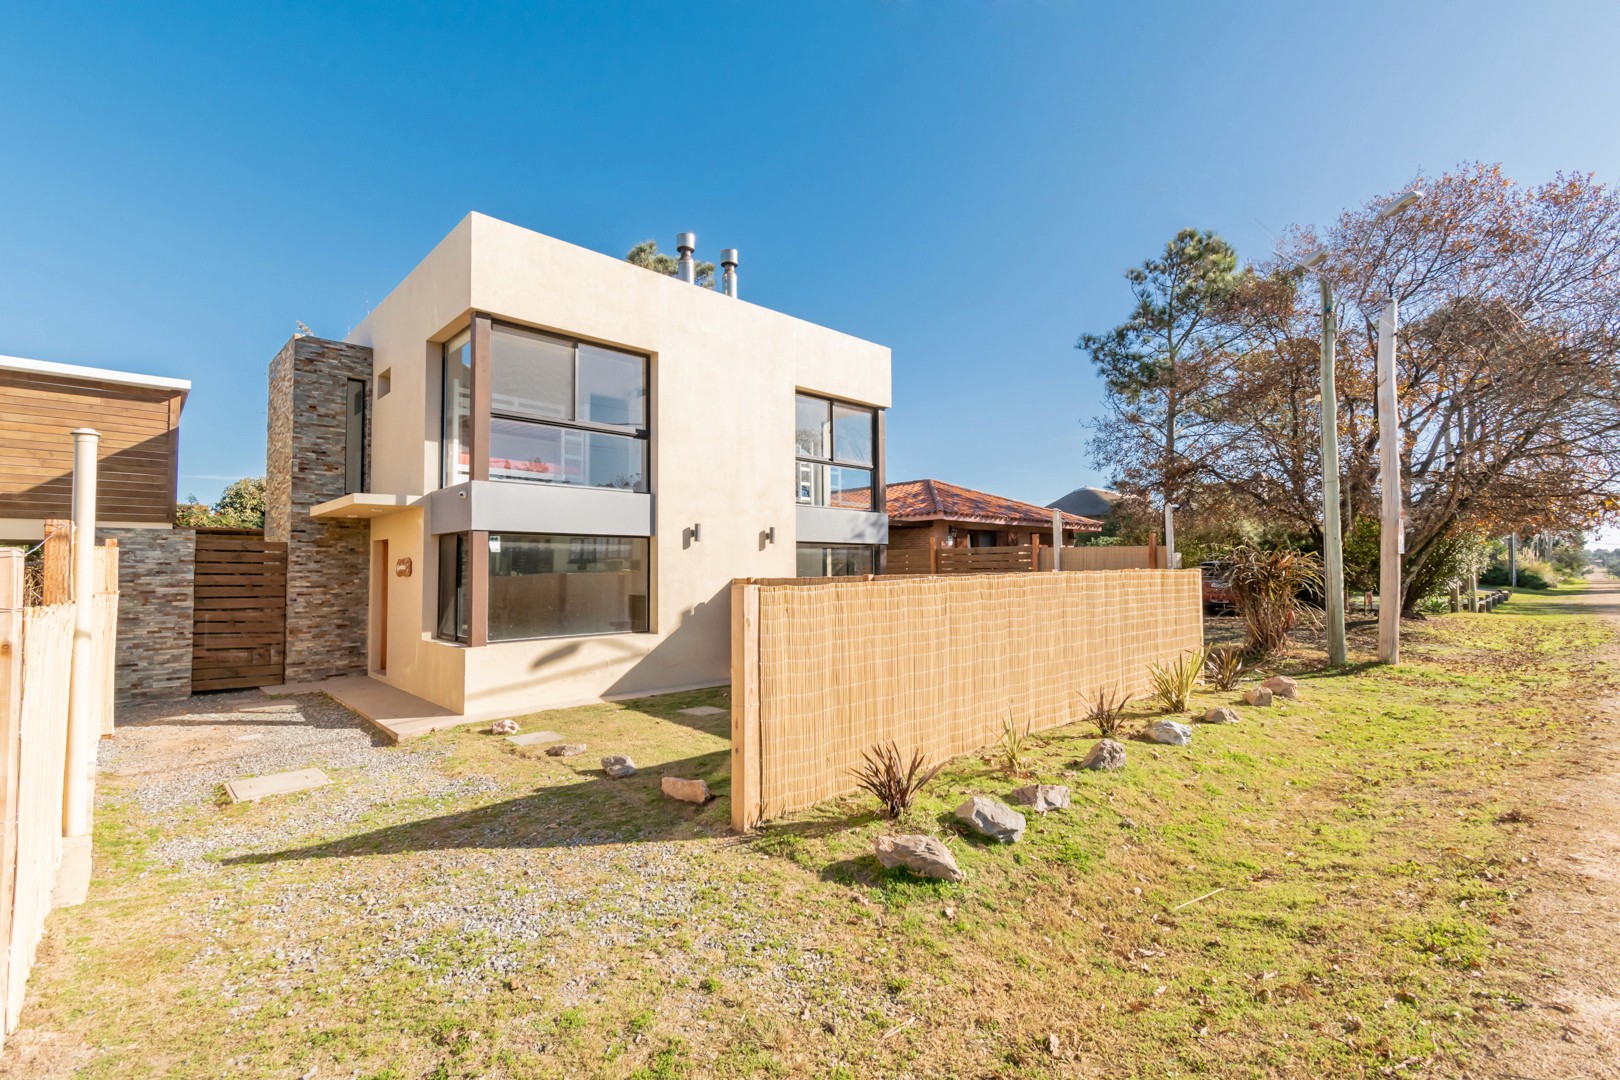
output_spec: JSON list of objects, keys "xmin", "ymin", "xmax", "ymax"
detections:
[{"xmin": 1485, "ymin": 578, "xmax": 1620, "ymax": 1077}]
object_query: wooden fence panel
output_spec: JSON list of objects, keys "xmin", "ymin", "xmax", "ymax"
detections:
[
  {"xmin": 935, "ymin": 545, "xmax": 1034, "ymax": 574},
  {"xmin": 6, "ymin": 604, "xmax": 72, "ymax": 1032},
  {"xmin": 730, "ymin": 569, "xmax": 1204, "ymax": 829},
  {"xmin": 1036, "ymin": 545, "xmax": 1156, "ymax": 572},
  {"xmin": 883, "ymin": 548, "xmax": 934, "ymax": 575},
  {"xmin": 191, "ymin": 531, "xmax": 286, "ymax": 692}
]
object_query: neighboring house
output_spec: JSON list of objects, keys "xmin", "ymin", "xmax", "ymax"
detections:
[
  {"xmin": 0, "ymin": 354, "xmax": 194, "ymax": 701},
  {"xmin": 272, "ymin": 214, "xmax": 890, "ymax": 718},
  {"xmin": 886, "ymin": 478, "xmax": 1100, "ymax": 554},
  {"xmin": 1047, "ymin": 485, "xmax": 1124, "ymax": 521}
]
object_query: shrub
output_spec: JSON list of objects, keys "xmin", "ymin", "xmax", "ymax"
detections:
[
  {"xmin": 1219, "ymin": 545, "xmax": 1323, "ymax": 657},
  {"xmin": 1204, "ymin": 644, "xmax": 1247, "ymax": 690},
  {"xmin": 1481, "ymin": 560, "xmax": 1556, "ymax": 590},
  {"xmin": 1082, "ymin": 686, "xmax": 1133, "ymax": 738},
  {"xmin": 1000, "ymin": 713, "xmax": 1033, "ymax": 776},
  {"xmin": 1148, "ymin": 648, "xmax": 1206, "ymax": 713},
  {"xmin": 851, "ymin": 742, "xmax": 946, "ymax": 819}
]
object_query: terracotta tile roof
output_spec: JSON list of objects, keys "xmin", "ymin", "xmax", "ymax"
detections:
[{"xmin": 886, "ymin": 479, "xmax": 1102, "ymax": 531}]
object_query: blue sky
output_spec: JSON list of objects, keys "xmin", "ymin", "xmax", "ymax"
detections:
[{"xmin": 5, "ymin": 1, "xmax": 1620, "ymax": 535}]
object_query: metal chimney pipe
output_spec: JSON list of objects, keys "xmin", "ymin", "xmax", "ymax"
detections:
[
  {"xmin": 676, "ymin": 232, "xmax": 697, "ymax": 284},
  {"xmin": 720, "ymin": 249, "xmax": 739, "ymax": 298}
]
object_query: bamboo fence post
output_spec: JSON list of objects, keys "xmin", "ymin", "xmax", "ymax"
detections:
[
  {"xmin": 729, "ymin": 581, "xmax": 762, "ymax": 832},
  {"xmin": 40, "ymin": 522, "xmax": 71, "ymax": 607}
]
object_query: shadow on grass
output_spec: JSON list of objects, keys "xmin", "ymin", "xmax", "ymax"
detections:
[
  {"xmin": 222, "ymin": 747, "xmax": 732, "ymax": 864},
  {"xmin": 114, "ymin": 692, "xmax": 392, "ymax": 745}
]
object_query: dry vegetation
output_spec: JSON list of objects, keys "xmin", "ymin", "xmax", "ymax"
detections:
[{"xmin": 2, "ymin": 589, "xmax": 1618, "ymax": 1078}]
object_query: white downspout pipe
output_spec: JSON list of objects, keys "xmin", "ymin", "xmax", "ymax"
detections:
[{"xmin": 1051, "ymin": 509, "xmax": 1062, "ymax": 571}]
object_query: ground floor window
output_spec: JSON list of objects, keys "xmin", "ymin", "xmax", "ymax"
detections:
[
  {"xmin": 436, "ymin": 533, "xmax": 471, "ymax": 643},
  {"xmin": 796, "ymin": 544, "xmax": 876, "ymax": 577},
  {"xmin": 488, "ymin": 533, "xmax": 649, "ymax": 641}
]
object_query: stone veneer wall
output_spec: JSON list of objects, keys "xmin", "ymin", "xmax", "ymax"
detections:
[
  {"xmin": 99, "ymin": 526, "xmax": 194, "ymax": 704},
  {"xmin": 265, "ymin": 335, "xmax": 373, "ymax": 684}
]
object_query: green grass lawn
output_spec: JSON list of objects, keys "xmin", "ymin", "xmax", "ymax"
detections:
[{"xmin": 9, "ymin": 589, "xmax": 1615, "ymax": 1078}]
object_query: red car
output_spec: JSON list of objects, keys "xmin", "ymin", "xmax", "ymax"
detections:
[{"xmin": 1200, "ymin": 561, "xmax": 1236, "ymax": 613}]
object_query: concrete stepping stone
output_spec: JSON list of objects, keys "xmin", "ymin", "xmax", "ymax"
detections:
[
  {"xmin": 506, "ymin": 730, "xmax": 566, "ymax": 747},
  {"xmin": 225, "ymin": 768, "xmax": 331, "ymax": 803},
  {"xmin": 678, "ymin": 706, "xmax": 726, "ymax": 717}
]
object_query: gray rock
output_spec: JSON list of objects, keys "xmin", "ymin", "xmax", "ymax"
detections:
[
  {"xmin": 874, "ymin": 835, "xmax": 965, "ymax": 882},
  {"xmin": 954, "ymin": 796, "xmax": 1026, "ymax": 843},
  {"xmin": 1009, "ymin": 784, "xmax": 1070, "ymax": 813},
  {"xmin": 1243, "ymin": 686, "xmax": 1274, "ymax": 707},
  {"xmin": 1143, "ymin": 719, "xmax": 1193, "ymax": 746},
  {"xmin": 660, "ymin": 776, "xmax": 711, "ymax": 803},
  {"xmin": 1077, "ymin": 738, "xmax": 1127, "ymax": 772},
  {"xmin": 601, "ymin": 755, "xmax": 637, "ymax": 778},
  {"xmin": 1202, "ymin": 706, "xmax": 1241, "ymax": 725},
  {"xmin": 490, "ymin": 718, "xmax": 520, "ymax": 736},
  {"xmin": 1261, "ymin": 675, "xmax": 1300, "ymax": 701},
  {"xmin": 545, "ymin": 743, "xmax": 587, "ymax": 757}
]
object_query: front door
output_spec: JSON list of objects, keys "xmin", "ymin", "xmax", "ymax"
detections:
[{"xmin": 371, "ymin": 539, "xmax": 388, "ymax": 674}]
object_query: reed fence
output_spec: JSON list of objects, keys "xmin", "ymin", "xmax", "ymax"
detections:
[
  {"xmin": 0, "ymin": 538, "xmax": 118, "ymax": 1043},
  {"xmin": 730, "ymin": 568, "xmax": 1203, "ymax": 829}
]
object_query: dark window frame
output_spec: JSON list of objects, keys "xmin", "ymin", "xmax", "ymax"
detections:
[
  {"xmin": 486, "ymin": 530, "xmax": 651, "ymax": 642},
  {"xmin": 794, "ymin": 393, "xmax": 880, "ymax": 509},
  {"xmin": 344, "ymin": 377, "xmax": 367, "ymax": 495},
  {"xmin": 436, "ymin": 532, "xmax": 471, "ymax": 644},
  {"xmin": 441, "ymin": 330, "xmax": 472, "ymax": 489},
  {"xmin": 795, "ymin": 543, "xmax": 877, "ymax": 577},
  {"xmin": 486, "ymin": 322, "xmax": 650, "ymax": 493}
]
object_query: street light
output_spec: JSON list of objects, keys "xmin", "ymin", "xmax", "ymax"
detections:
[
  {"xmin": 1295, "ymin": 246, "xmax": 1346, "ymax": 666},
  {"xmin": 1375, "ymin": 189, "xmax": 1423, "ymax": 663}
]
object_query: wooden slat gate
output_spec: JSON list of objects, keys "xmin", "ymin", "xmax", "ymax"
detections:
[{"xmin": 192, "ymin": 529, "xmax": 287, "ymax": 692}]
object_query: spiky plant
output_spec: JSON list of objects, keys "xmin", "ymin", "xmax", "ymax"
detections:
[
  {"xmin": 1000, "ymin": 712, "xmax": 1033, "ymax": 776},
  {"xmin": 1204, "ymin": 644, "xmax": 1248, "ymax": 691},
  {"xmin": 851, "ymin": 742, "xmax": 946, "ymax": 819},
  {"xmin": 1082, "ymin": 685, "xmax": 1133, "ymax": 738},
  {"xmin": 1148, "ymin": 647, "xmax": 1207, "ymax": 713},
  {"xmin": 1218, "ymin": 544, "xmax": 1324, "ymax": 657}
]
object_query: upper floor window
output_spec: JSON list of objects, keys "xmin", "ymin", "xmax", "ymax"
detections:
[
  {"xmin": 344, "ymin": 378, "xmax": 367, "ymax": 494},
  {"xmin": 441, "ymin": 323, "xmax": 650, "ymax": 492},
  {"xmin": 795, "ymin": 394, "xmax": 875, "ymax": 510},
  {"xmin": 443, "ymin": 331, "xmax": 472, "ymax": 486}
]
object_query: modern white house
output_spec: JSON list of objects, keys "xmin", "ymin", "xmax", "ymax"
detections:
[{"xmin": 271, "ymin": 214, "xmax": 890, "ymax": 718}]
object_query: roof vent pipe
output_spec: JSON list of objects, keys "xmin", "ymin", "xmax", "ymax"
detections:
[
  {"xmin": 676, "ymin": 232, "xmax": 697, "ymax": 284},
  {"xmin": 720, "ymin": 249, "xmax": 739, "ymax": 298}
]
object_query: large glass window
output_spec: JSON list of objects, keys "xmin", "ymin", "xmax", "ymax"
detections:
[
  {"xmin": 795, "ymin": 394, "xmax": 876, "ymax": 509},
  {"xmin": 488, "ymin": 533, "xmax": 650, "ymax": 641},
  {"xmin": 442, "ymin": 331, "xmax": 472, "ymax": 486},
  {"xmin": 489, "ymin": 324, "xmax": 648, "ymax": 491},
  {"xmin": 436, "ymin": 533, "xmax": 470, "ymax": 643},
  {"xmin": 796, "ymin": 544, "xmax": 876, "ymax": 577}
]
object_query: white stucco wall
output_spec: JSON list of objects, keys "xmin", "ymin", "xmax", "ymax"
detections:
[{"xmin": 346, "ymin": 212, "xmax": 891, "ymax": 715}]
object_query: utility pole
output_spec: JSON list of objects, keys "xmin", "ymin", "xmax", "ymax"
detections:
[
  {"xmin": 1376, "ymin": 297, "xmax": 1402, "ymax": 662},
  {"xmin": 1163, "ymin": 502, "xmax": 1178, "ymax": 570},
  {"xmin": 1372, "ymin": 189, "xmax": 1423, "ymax": 664},
  {"xmin": 1317, "ymin": 276, "xmax": 1347, "ymax": 666}
]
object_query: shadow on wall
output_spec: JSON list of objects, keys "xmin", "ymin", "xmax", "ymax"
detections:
[
  {"xmin": 222, "ymin": 744, "xmax": 732, "ymax": 863},
  {"xmin": 470, "ymin": 585, "xmax": 730, "ymax": 707}
]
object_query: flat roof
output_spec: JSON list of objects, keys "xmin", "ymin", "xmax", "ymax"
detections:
[{"xmin": 0, "ymin": 353, "xmax": 191, "ymax": 394}]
